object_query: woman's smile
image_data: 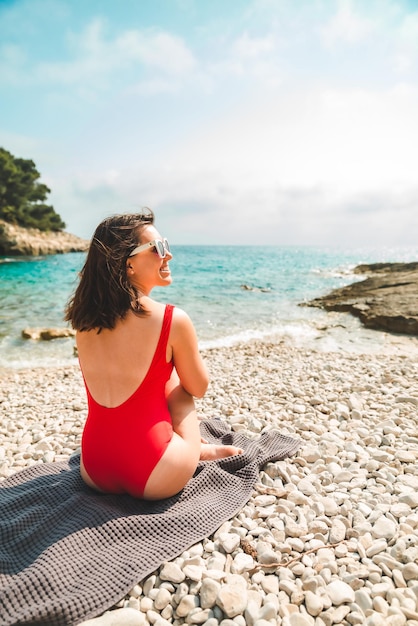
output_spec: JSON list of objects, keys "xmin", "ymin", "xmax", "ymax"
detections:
[{"xmin": 159, "ymin": 263, "xmax": 171, "ymax": 277}]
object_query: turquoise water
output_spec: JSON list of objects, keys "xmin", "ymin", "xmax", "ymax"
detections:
[{"xmin": 1, "ymin": 245, "xmax": 417, "ymax": 368}]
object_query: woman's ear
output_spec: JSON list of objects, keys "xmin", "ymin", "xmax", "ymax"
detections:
[{"xmin": 126, "ymin": 262, "xmax": 134, "ymax": 274}]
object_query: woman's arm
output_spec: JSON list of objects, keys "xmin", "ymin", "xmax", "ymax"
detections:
[{"xmin": 170, "ymin": 307, "xmax": 209, "ymax": 398}]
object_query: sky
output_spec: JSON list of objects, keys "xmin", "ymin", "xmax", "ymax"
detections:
[{"xmin": 1, "ymin": 0, "xmax": 418, "ymax": 246}]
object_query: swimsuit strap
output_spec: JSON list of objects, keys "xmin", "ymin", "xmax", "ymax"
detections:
[{"xmin": 154, "ymin": 304, "xmax": 174, "ymax": 359}]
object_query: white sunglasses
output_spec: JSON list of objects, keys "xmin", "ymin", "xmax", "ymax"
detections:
[{"xmin": 129, "ymin": 238, "xmax": 170, "ymax": 258}]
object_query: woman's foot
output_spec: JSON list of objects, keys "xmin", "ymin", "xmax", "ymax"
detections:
[{"xmin": 200, "ymin": 443, "xmax": 243, "ymax": 461}]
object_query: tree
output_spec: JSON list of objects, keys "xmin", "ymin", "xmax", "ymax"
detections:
[{"xmin": 0, "ymin": 147, "xmax": 66, "ymax": 231}]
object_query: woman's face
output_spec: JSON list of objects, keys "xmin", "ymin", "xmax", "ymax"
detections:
[{"xmin": 126, "ymin": 225, "xmax": 173, "ymax": 295}]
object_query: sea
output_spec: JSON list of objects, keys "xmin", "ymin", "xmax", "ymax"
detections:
[{"xmin": 1, "ymin": 245, "xmax": 418, "ymax": 370}]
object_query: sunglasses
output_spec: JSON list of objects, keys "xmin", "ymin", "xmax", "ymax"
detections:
[{"xmin": 129, "ymin": 238, "xmax": 170, "ymax": 259}]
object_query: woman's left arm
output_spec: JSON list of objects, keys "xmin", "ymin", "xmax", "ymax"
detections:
[{"xmin": 170, "ymin": 307, "xmax": 209, "ymax": 398}]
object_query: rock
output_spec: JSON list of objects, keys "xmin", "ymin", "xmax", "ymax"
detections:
[
  {"xmin": 394, "ymin": 449, "xmax": 417, "ymax": 462},
  {"xmin": 326, "ymin": 580, "xmax": 355, "ymax": 605},
  {"xmin": 366, "ymin": 539, "xmax": 388, "ymax": 557},
  {"xmin": 318, "ymin": 496, "xmax": 339, "ymax": 517},
  {"xmin": 355, "ymin": 589, "xmax": 373, "ymax": 613},
  {"xmin": 159, "ymin": 562, "xmax": 185, "ymax": 583},
  {"xmin": 288, "ymin": 614, "xmax": 315, "ymax": 626},
  {"xmin": 153, "ymin": 588, "xmax": 171, "ymax": 611},
  {"xmin": 240, "ymin": 284, "xmax": 272, "ymax": 293},
  {"xmin": 200, "ymin": 578, "xmax": 221, "ymax": 609},
  {"xmin": 217, "ymin": 533, "xmax": 240, "ymax": 553},
  {"xmin": 78, "ymin": 608, "xmax": 146, "ymax": 625},
  {"xmin": 185, "ymin": 608, "xmax": 212, "ymax": 623},
  {"xmin": 303, "ymin": 262, "xmax": 418, "ymax": 335},
  {"xmin": 371, "ymin": 516, "xmax": 397, "ymax": 540},
  {"xmin": 22, "ymin": 328, "xmax": 76, "ymax": 341},
  {"xmin": 305, "ymin": 590, "xmax": 323, "ymax": 616},
  {"xmin": 259, "ymin": 602, "xmax": 278, "ymax": 621},
  {"xmin": 299, "ymin": 446, "xmax": 321, "ymax": 463},
  {"xmin": 0, "ymin": 218, "xmax": 88, "ymax": 256},
  {"xmin": 216, "ymin": 584, "xmax": 248, "ymax": 617},
  {"xmin": 183, "ymin": 564, "xmax": 204, "ymax": 581},
  {"xmin": 231, "ymin": 552, "xmax": 254, "ymax": 574},
  {"xmin": 260, "ymin": 575, "xmax": 279, "ymax": 595},
  {"xmin": 329, "ymin": 518, "xmax": 347, "ymax": 543},
  {"xmin": 297, "ymin": 478, "xmax": 317, "ymax": 496},
  {"xmin": 175, "ymin": 594, "xmax": 199, "ymax": 617},
  {"xmin": 402, "ymin": 563, "xmax": 418, "ymax": 581},
  {"xmin": 364, "ymin": 613, "xmax": 388, "ymax": 626}
]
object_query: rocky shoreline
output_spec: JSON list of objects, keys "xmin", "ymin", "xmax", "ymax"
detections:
[
  {"xmin": 0, "ymin": 219, "xmax": 88, "ymax": 256},
  {"xmin": 304, "ymin": 262, "xmax": 418, "ymax": 337},
  {"xmin": 1, "ymin": 339, "xmax": 418, "ymax": 626}
]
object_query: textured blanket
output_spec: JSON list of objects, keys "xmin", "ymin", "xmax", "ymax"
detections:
[{"xmin": 0, "ymin": 419, "xmax": 300, "ymax": 626}]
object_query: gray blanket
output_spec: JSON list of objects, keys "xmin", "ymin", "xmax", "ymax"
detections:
[{"xmin": 0, "ymin": 419, "xmax": 300, "ymax": 626}]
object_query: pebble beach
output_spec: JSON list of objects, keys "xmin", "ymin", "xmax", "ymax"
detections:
[{"xmin": 1, "ymin": 338, "xmax": 418, "ymax": 626}]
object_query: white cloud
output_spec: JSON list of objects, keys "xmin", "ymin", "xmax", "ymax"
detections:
[
  {"xmin": 0, "ymin": 43, "xmax": 27, "ymax": 84},
  {"xmin": 58, "ymin": 81, "xmax": 418, "ymax": 244},
  {"xmin": 46, "ymin": 20, "xmax": 196, "ymax": 84},
  {"xmin": 320, "ymin": 0, "xmax": 375, "ymax": 47},
  {"xmin": 392, "ymin": 10, "xmax": 418, "ymax": 74},
  {"xmin": 0, "ymin": 18, "xmax": 197, "ymax": 93},
  {"xmin": 232, "ymin": 32, "xmax": 276, "ymax": 58},
  {"xmin": 148, "ymin": 82, "xmax": 418, "ymax": 199},
  {"xmin": 398, "ymin": 11, "xmax": 418, "ymax": 44}
]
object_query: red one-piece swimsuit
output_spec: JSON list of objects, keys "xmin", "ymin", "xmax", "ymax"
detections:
[{"xmin": 81, "ymin": 304, "xmax": 175, "ymax": 497}]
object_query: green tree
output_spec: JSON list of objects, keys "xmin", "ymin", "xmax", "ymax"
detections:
[{"xmin": 0, "ymin": 147, "xmax": 66, "ymax": 231}]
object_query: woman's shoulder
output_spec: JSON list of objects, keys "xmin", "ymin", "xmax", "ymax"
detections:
[
  {"xmin": 143, "ymin": 299, "xmax": 193, "ymax": 331},
  {"xmin": 170, "ymin": 306, "xmax": 198, "ymax": 344},
  {"xmin": 171, "ymin": 305, "xmax": 192, "ymax": 323}
]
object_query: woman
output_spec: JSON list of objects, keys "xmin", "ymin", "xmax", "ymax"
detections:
[{"xmin": 65, "ymin": 211, "xmax": 242, "ymax": 500}]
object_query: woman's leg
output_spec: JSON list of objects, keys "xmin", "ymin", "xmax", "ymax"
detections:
[
  {"xmin": 142, "ymin": 372, "xmax": 201, "ymax": 499},
  {"xmin": 143, "ymin": 371, "xmax": 242, "ymax": 500},
  {"xmin": 166, "ymin": 370, "xmax": 243, "ymax": 460}
]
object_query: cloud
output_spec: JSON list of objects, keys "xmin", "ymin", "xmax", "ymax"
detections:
[
  {"xmin": 0, "ymin": 17, "xmax": 197, "ymax": 94},
  {"xmin": 55, "ymin": 78, "xmax": 418, "ymax": 246},
  {"xmin": 0, "ymin": 42, "xmax": 27, "ymax": 84},
  {"xmin": 211, "ymin": 31, "xmax": 282, "ymax": 87},
  {"xmin": 398, "ymin": 10, "xmax": 418, "ymax": 44},
  {"xmin": 392, "ymin": 9, "xmax": 418, "ymax": 74},
  {"xmin": 320, "ymin": 0, "xmax": 375, "ymax": 47}
]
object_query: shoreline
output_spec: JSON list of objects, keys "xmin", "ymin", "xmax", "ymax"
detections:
[
  {"xmin": 3, "ymin": 311, "xmax": 418, "ymax": 373},
  {"xmin": 1, "ymin": 340, "xmax": 418, "ymax": 624}
]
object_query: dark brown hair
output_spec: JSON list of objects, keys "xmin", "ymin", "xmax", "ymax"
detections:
[{"xmin": 65, "ymin": 210, "xmax": 155, "ymax": 331}]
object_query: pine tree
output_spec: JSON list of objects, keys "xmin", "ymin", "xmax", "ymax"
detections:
[{"xmin": 0, "ymin": 147, "xmax": 66, "ymax": 231}]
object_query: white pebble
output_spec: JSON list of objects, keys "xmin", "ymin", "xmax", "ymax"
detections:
[
  {"xmin": 79, "ymin": 608, "xmax": 146, "ymax": 626},
  {"xmin": 216, "ymin": 585, "xmax": 248, "ymax": 618},
  {"xmin": 159, "ymin": 562, "xmax": 185, "ymax": 583},
  {"xmin": 372, "ymin": 516, "xmax": 397, "ymax": 540},
  {"xmin": 326, "ymin": 580, "xmax": 355, "ymax": 605}
]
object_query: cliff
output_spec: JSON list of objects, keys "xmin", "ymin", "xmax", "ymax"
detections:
[
  {"xmin": 0, "ymin": 219, "xmax": 88, "ymax": 256},
  {"xmin": 304, "ymin": 262, "xmax": 418, "ymax": 336}
]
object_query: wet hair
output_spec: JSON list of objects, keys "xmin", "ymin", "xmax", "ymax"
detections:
[{"xmin": 65, "ymin": 210, "xmax": 155, "ymax": 331}]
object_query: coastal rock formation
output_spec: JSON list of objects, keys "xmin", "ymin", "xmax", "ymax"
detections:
[
  {"xmin": 241, "ymin": 284, "xmax": 272, "ymax": 292},
  {"xmin": 22, "ymin": 327, "xmax": 76, "ymax": 340},
  {"xmin": 0, "ymin": 219, "xmax": 88, "ymax": 256},
  {"xmin": 304, "ymin": 262, "xmax": 418, "ymax": 336}
]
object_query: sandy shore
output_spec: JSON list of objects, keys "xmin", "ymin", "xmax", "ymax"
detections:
[{"xmin": 1, "ymin": 339, "xmax": 418, "ymax": 626}]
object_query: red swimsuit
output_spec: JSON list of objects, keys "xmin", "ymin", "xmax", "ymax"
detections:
[{"xmin": 81, "ymin": 304, "xmax": 175, "ymax": 497}]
